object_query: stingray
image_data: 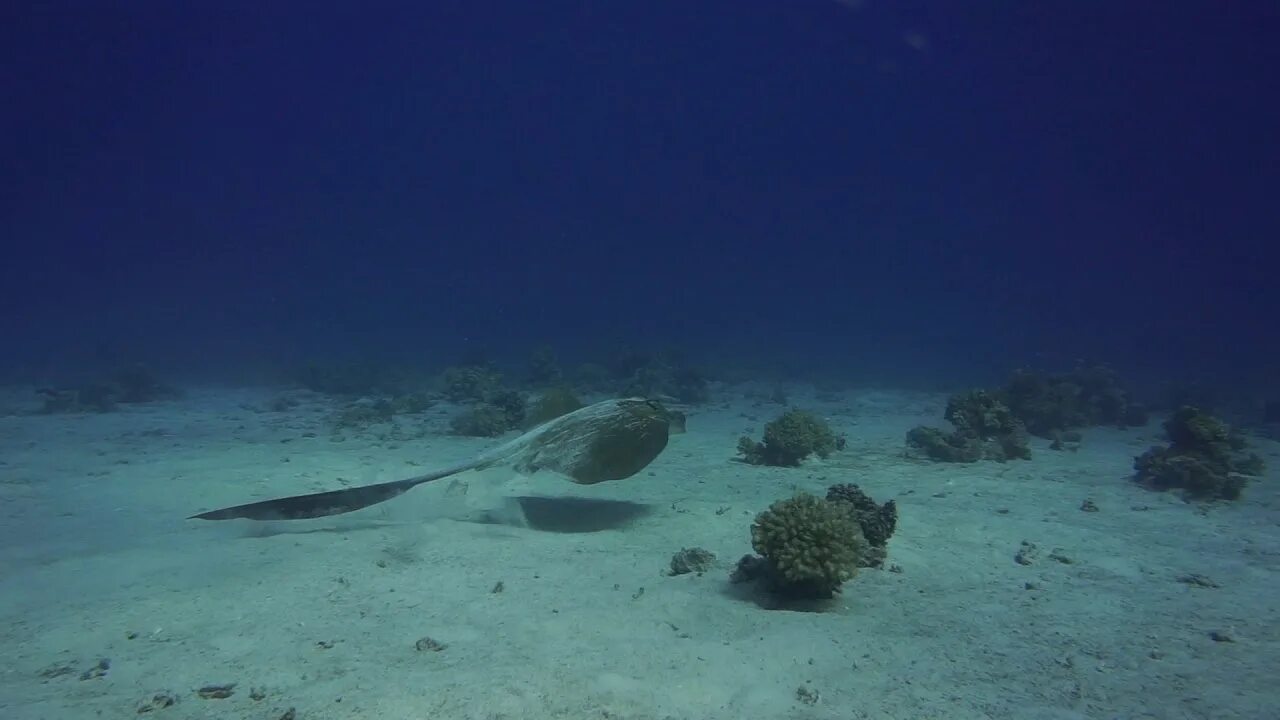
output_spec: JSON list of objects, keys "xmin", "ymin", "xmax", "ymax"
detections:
[{"xmin": 188, "ymin": 398, "xmax": 673, "ymax": 521}]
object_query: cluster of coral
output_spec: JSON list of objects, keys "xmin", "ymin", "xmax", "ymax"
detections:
[
  {"xmin": 594, "ymin": 347, "xmax": 710, "ymax": 404},
  {"xmin": 328, "ymin": 393, "xmax": 435, "ymax": 430},
  {"xmin": 36, "ymin": 364, "xmax": 180, "ymax": 414},
  {"xmin": 736, "ymin": 409, "xmax": 844, "ymax": 467},
  {"xmin": 906, "ymin": 364, "xmax": 1149, "ymax": 463},
  {"xmin": 895, "ymin": 364, "xmax": 1269, "ymax": 503},
  {"xmin": 1003, "ymin": 365, "xmax": 1148, "ymax": 437},
  {"xmin": 906, "ymin": 390, "xmax": 1032, "ymax": 463},
  {"xmin": 1133, "ymin": 406, "xmax": 1266, "ymax": 500},
  {"xmin": 730, "ymin": 483, "xmax": 897, "ymax": 601}
]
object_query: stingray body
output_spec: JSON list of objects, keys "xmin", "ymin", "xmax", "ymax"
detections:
[{"xmin": 189, "ymin": 398, "xmax": 672, "ymax": 521}]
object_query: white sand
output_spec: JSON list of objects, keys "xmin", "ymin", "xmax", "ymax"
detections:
[{"xmin": 1, "ymin": 386, "xmax": 1277, "ymax": 720}]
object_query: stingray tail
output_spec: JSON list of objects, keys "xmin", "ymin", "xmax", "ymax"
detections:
[{"xmin": 189, "ymin": 464, "xmax": 472, "ymax": 521}]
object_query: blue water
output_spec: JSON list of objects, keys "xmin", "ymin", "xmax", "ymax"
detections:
[{"xmin": 4, "ymin": 2, "xmax": 1275, "ymax": 389}]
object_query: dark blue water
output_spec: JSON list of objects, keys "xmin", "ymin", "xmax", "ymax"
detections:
[{"xmin": 4, "ymin": 1, "xmax": 1277, "ymax": 392}]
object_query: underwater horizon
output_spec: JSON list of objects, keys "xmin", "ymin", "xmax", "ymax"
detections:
[{"xmin": 2, "ymin": 2, "xmax": 1279, "ymax": 719}]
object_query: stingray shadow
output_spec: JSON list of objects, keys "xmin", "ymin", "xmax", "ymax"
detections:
[
  {"xmin": 472, "ymin": 495, "xmax": 652, "ymax": 533},
  {"xmin": 229, "ymin": 518, "xmax": 398, "ymax": 538}
]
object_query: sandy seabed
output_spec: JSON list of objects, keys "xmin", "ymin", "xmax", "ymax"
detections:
[{"xmin": 1, "ymin": 385, "xmax": 1277, "ymax": 720}]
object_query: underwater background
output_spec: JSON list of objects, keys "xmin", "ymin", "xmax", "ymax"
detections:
[
  {"xmin": 3, "ymin": 3, "xmax": 1280, "ymax": 720},
  {"xmin": 4, "ymin": 1, "xmax": 1276, "ymax": 390}
]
